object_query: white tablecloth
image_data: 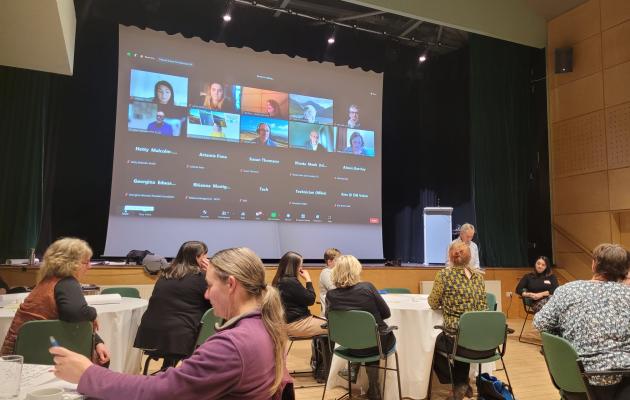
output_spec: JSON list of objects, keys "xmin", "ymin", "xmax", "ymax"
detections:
[
  {"xmin": 326, "ymin": 294, "xmax": 493, "ymax": 399},
  {"xmin": 17, "ymin": 364, "xmax": 82, "ymax": 400},
  {"xmin": 0, "ymin": 298, "xmax": 148, "ymax": 374}
]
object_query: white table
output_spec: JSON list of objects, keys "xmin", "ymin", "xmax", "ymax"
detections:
[
  {"xmin": 17, "ymin": 364, "xmax": 82, "ymax": 400},
  {"xmin": 0, "ymin": 298, "xmax": 148, "ymax": 374},
  {"xmin": 326, "ymin": 294, "xmax": 493, "ymax": 400}
]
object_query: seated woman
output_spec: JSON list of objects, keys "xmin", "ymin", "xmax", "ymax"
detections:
[
  {"xmin": 534, "ymin": 243, "xmax": 630, "ymax": 400},
  {"xmin": 326, "ymin": 255, "xmax": 395, "ymax": 400},
  {"xmin": 50, "ymin": 247, "xmax": 291, "ymax": 399},
  {"xmin": 428, "ymin": 242, "xmax": 489, "ymax": 400},
  {"xmin": 134, "ymin": 241, "xmax": 211, "ymax": 370},
  {"xmin": 1, "ymin": 238, "xmax": 110, "ymax": 366},
  {"xmin": 272, "ymin": 251, "xmax": 326, "ymax": 338},
  {"xmin": 516, "ymin": 256, "xmax": 559, "ymax": 313}
]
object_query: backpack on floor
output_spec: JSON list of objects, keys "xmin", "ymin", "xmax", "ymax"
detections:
[
  {"xmin": 310, "ymin": 335, "xmax": 332, "ymax": 383},
  {"xmin": 476, "ymin": 373, "xmax": 514, "ymax": 400}
]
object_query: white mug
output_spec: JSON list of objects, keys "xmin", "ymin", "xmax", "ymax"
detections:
[{"xmin": 26, "ymin": 388, "xmax": 64, "ymax": 400}]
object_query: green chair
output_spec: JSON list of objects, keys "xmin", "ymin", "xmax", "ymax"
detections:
[
  {"xmin": 15, "ymin": 320, "xmax": 93, "ymax": 364},
  {"xmin": 541, "ymin": 332, "xmax": 630, "ymax": 400},
  {"xmin": 321, "ymin": 310, "xmax": 402, "ymax": 400},
  {"xmin": 435, "ymin": 311, "xmax": 514, "ymax": 398},
  {"xmin": 518, "ymin": 296, "xmax": 539, "ymax": 345},
  {"xmin": 381, "ymin": 288, "xmax": 411, "ymax": 294},
  {"xmin": 101, "ymin": 287, "xmax": 141, "ymax": 298},
  {"xmin": 486, "ymin": 292, "xmax": 497, "ymax": 311},
  {"xmin": 195, "ymin": 308, "xmax": 222, "ymax": 346},
  {"xmin": 541, "ymin": 332, "xmax": 587, "ymax": 398}
]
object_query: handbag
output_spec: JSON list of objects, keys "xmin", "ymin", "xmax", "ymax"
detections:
[{"xmin": 476, "ymin": 373, "xmax": 514, "ymax": 400}]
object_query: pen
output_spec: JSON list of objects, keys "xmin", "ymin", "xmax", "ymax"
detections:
[{"xmin": 49, "ymin": 336, "xmax": 59, "ymax": 347}]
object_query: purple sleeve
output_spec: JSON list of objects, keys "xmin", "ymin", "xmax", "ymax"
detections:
[{"xmin": 78, "ymin": 334, "xmax": 243, "ymax": 400}]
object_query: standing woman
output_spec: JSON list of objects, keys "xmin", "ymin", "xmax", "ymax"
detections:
[
  {"xmin": 516, "ymin": 256, "xmax": 559, "ymax": 313},
  {"xmin": 1, "ymin": 238, "xmax": 110, "ymax": 366},
  {"xmin": 134, "ymin": 241, "xmax": 211, "ymax": 370},
  {"xmin": 50, "ymin": 247, "xmax": 291, "ymax": 399},
  {"xmin": 272, "ymin": 251, "xmax": 327, "ymax": 338}
]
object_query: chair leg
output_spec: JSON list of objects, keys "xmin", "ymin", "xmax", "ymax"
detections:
[
  {"xmin": 518, "ymin": 312, "xmax": 542, "ymax": 346},
  {"xmin": 447, "ymin": 356, "xmax": 456, "ymax": 396},
  {"xmin": 499, "ymin": 356, "xmax": 514, "ymax": 396},
  {"xmin": 518, "ymin": 312, "xmax": 529, "ymax": 343},
  {"xmin": 382, "ymin": 357, "xmax": 388, "ymax": 400},
  {"xmin": 348, "ymin": 360, "xmax": 352, "ymax": 399},
  {"xmin": 142, "ymin": 355, "xmax": 152, "ymax": 375},
  {"xmin": 394, "ymin": 351, "xmax": 402, "ymax": 400}
]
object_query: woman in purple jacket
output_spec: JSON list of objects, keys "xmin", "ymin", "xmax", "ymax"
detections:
[{"xmin": 50, "ymin": 247, "xmax": 290, "ymax": 400}]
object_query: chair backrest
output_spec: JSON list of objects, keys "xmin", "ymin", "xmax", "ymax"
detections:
[
  {"xmin": 15, "ymin": 320, "xmax": 93, "ymax": 364},
  {"xmin": 486, "ymin": 293, "xmax": 497, "ymax": 311},
  {"xmin": 101, "ymin": 287, "xmax": 141, "ymax": 298},
  {"xmin": 457, "ymin": 311, "xmax": 506, "ymax": 352},
  {"xmin": 541, "ymin": 332, "xmax": 587, "ymax": 394},
  {"xmin": 327, "ymin": 310, "xmax": 378, "ymax": 350},
  {"xmin": 381, "ymin": 287, "xmax": 411, "ymax": 294},
  {"xmin": 196, "ymin": 308, "xmax": 222, "ymax": 346}
]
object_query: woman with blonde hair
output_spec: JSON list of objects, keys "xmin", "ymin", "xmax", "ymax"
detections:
[
  {"xmin": 50, "ymin": 247, "xmax": 292, "ymax": 399},
  {"xmin": 326, "ymin": 255, "xmax": 395, "ymax": 400},
  {"xmin": 1, "ymin": 238, "xmax": 110, "ymax": 366}
]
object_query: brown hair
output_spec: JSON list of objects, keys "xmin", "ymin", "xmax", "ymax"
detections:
[
  {"xmin": 592, "ymin": 243, "xmax": 630, "ymax": 282},
  {"xmin": 448, "ymin": 242, "xmax": 471, "ymax": 268},
  {"xmin": 161, "ymin": 241, "xmax": 207, "ymax": 280},
  {"xmin": 271, "ymin": 251, "xmax": 303, "ymax": 286},
  {"xmin": 209, "ymin": 247, "xmax": 286, "ymax": 395},
  {"xmin": 324, "ymin": 248, "xmax": 341, "ymax": 263}
]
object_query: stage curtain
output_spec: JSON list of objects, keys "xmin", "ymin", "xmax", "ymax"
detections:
[
  {"xmin": 469, "ymin": 34, "xmax": 533, "ymax": 266},
  {"xmin": 0, "ymin": 66, "xmax": 47, "ymax": 261}
]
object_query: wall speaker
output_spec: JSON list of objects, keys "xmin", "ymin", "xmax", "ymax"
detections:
[{"xmin": 554, "ymin": 47, "xmax": 573, "ymax": 74}]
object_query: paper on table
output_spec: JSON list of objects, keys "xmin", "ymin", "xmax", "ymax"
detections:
[
  {"xmin": 0, "ymin": 293, "xmax": 30, "ymax": 307},
  {"xmin": 84, "ymin": 294, "xmax": 122, "ymax": 305}
]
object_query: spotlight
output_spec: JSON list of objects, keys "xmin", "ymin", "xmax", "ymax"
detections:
[
  {"xmin": 419, "ymin": 54, "xmax": 427, "ymax": 63},
  {"xmin": 223, "ymin": 13, "xmax": 232, "ymax": 22},
  {"xmin": 327, "ymin": 36, "xmax": 335, "ymax": 44}
]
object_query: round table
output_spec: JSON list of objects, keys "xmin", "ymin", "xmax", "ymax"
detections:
[
  {"xmin": 327, "ymin": 293, "xmax": 443, "ymax": 399},
  {"xmin": 0, "ymin": 297, "xmax": 148, "ymax": 374}
]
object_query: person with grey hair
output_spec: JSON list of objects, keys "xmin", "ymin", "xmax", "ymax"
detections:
[
  {"xmin": 446, "ymin": 223, "xmax": 480, "ymax": 269},
  {"xmin": 534, "ymin": 243, "xmax": 630, "ymax": 400}
]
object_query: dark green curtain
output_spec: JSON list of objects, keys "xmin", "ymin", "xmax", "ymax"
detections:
[
  {"xmin": 0, "ymin": 66, "xmax": 49, "ymax": 261},
  {"xmin": 469, "ymin": 34, "xmax": 533, "ymax": 266}
]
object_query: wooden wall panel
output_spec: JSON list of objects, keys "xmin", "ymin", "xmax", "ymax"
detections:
[
  {"xmin": 618, "ymin": 211, "xmax": 630, "ymax": 246},
  {"xmin": 601, "ymin": 0, "xmax": 630, "ymax": 30},
  {"xmin": 548, "ymin": 0, "xmax": 601, "ymax": 50},
  {"xmin": 602, "ymin": 20, "xmax": 630, "ymax": 68},
  {"xmin": 550, "ymin": 72, "xmax": 604, "ymax": 123},
  {"xmin": 552, "ymin": 171, "xmax": 609, "ymax": 214},
  {"xmin": 548, "ymin": 34, "xmax": 602, "ymax": 89},
  {"xmin": 551, "ymin": 111, "xmax": 607, "ymax": 177},
  {"xmin": 553, "ymin": 230, "xmax": 584, "ymax": 253},
  {"xmin": 608, "ymin": 167, "xmax": 630, "ymax": 209},
  {"xmin": 604, "ymin": 61, "xmax": 630, "ymax": 107},
  {"xmin": 555, "ymin": 212, "xmax": 612, "ymax": 250},
  {"xmin": 606, "ymin": 102, "xmax": 630, "ymax": 168},
  {"xmin": 554, "ymin": 252, "xmax": 594, "ymax": 280}
]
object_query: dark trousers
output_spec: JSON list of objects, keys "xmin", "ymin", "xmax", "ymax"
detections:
[
  {"xmin": 433, "ymin": 332, "xmax": 496, "ymax": 386},
  {"xmin": 566, "ymin": 377, "xmax": 630, "ymax": 400}
]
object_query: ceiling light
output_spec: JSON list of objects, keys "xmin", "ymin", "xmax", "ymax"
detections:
[
  {"xmin": 327, "ymin": 36, "xmax": 335, "ymax": 44},
  {"xmin": 223, "ymin": 13, "xmax": 232, "ymax": 22},
  {"xmin": 419, "ymin": 55, "xmax": 427, "ymax": 63}
]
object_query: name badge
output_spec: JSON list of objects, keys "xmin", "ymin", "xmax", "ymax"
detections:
[{"xmin": 544, "ymin": 280, "xmax": 551, "ymax": 285}]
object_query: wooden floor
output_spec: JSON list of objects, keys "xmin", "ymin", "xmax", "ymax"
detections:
[{"xmin": 145, "ymin": 318, "xmax": 558, "ymax": 400}]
